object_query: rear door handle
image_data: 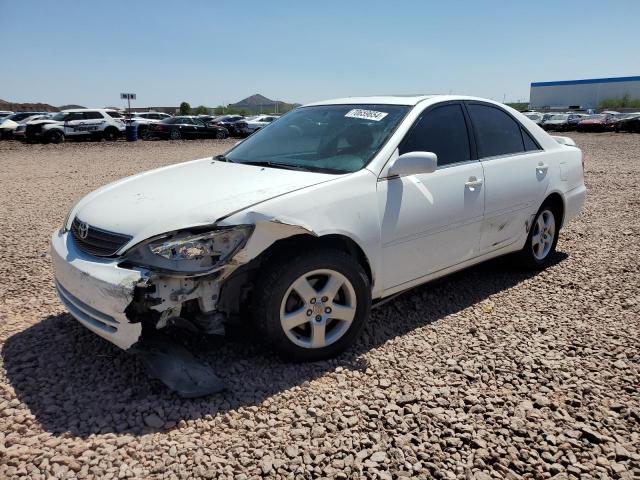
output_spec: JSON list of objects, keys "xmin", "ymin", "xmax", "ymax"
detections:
[
  {"xmin": 536, "ymin": 163, "xmax": 549, "ymax": 173},
  {"xmin": 465, "ymin": 177, "xmax": 483, "ymax": 190}
]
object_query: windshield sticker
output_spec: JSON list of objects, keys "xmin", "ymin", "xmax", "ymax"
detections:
[{"xmin": 345, "ymin": 109, "xmax": 388, "ymax": 122}]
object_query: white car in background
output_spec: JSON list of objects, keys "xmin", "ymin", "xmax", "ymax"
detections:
[
  {"xmin": 128, "ymin": 112, "xmax": 173, "ymax": 138},
  {"xmin": 523, "ymin": 112, "xmax": 544, "ymax": 125},
  {"xmin": 52, "ymin": 95, "xmax": 585, "ymax": 368},
  {"xmin": 0, "ymin": 112, "xmax": 49, "ymax": 138},
  {"xmin": 239, "ymin": 114, "xmax": 280, "ymax": 134},
  {"xmin": 25, "ymin": 109, "xmax": 125, "ymax": 143},
  {"xmin": 12, "ymin": 114, "xmax": 54, "ymax": 139}
]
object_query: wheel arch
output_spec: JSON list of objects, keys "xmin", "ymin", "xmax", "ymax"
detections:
[
  {"xmin": 258, "ymin": 232, "xmax": 373, "ymax": 285},
  {"xmin": 217, "ymin": 232, "xmax": 375, "ymax": 321},
  {"xmin": 541, "ymin": 191, "xmax": 565, "ymax": 228}
]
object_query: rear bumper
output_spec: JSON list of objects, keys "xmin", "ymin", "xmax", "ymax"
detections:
[
  {"xmin": 51, "ymin": 229, "xmax": 148, "ymax": 350},
  {"xmin": 563, "ymin": 184, "xmax": 586, "ymax": 225}
]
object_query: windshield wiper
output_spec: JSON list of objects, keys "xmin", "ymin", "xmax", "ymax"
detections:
[
  {"xmin": 240, "ymin": 160, "xmax": 312, "ymax": 172},
  {"xmin": 212, "ymin": 154, "xmax": 233, "ymax": 163}
]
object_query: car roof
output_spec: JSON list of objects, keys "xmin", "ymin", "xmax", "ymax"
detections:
[
  {"xmin": 303, "ymin": 94, "xmax": 509, "ymax": 107},
  {"xmin": 61, "ymin": 108, "xmax": 118, "ymax": 113}
]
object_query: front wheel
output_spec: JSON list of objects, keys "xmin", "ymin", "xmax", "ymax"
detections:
[
  {"xmin": 103, "ymin": 127, "xmax": 119, "ymax": 141},
  {"xmin": 518, "ymin": 206, "xmax": 559, "ymax": 269},
  {"xmin": 170, "ymin": 128, "xmax": 182, "ymax": 140},
  {"xmin": 45, "ymin": 129, "xmax": 65, "ymax": 144},
  {"xmin": 253, "ymin": 249, "xmax": 371, "ymax": 361},
  {"xmin": 215, "ymin": 129, "xmax": 226, "ymax": 139}
]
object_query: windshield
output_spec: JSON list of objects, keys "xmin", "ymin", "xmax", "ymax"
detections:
[
  {"xmin": 51, "ymin": 112, "xmax": 71, "ymax": 121},
  {"xmin": 160, "ymin": 117, "xmax": 177, "ymax": 124},
  {"xmin": 226, "ymin": 104, "xmax": 410, "ymax": 173},
  {"xmin": 525, "ymin": 113, "xmax": 541, "ymax": 120},
  {"xmin": 550, "ymin": 114, "xmax": 569, "ymax": 120}
]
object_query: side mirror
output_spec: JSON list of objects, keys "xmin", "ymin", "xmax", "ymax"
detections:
[{"xmin": 388, "ymin": 151, "xmax": 438, "ymax": 178}]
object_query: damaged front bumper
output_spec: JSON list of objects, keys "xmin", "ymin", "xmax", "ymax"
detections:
[{"xmin": 51, "ymin": 229, "xmax": 147, "ymax": 350}]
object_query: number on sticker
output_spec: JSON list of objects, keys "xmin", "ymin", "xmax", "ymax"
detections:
[{"xmin": 345, "ymin": 109, "xmax": 389, "ymax": 122}]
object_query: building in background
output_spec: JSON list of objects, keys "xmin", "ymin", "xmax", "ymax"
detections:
[{"xmin": 530, "ymin": 76, "xmax": 640, "ymax": 111}]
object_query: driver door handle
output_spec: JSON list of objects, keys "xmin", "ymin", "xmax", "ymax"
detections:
[{"xmin": 536, "ymin": 163, "xmax": 549, "ymax": 172}]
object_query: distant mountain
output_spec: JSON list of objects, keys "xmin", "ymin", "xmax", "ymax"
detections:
[
  {"xmin": 229, "ymin": 94, "xmax": 299, "ymax": 114},
  {"xmin": 0, "ymin": 99, "xmax": 59, "ymax": 112},
  {"xmin": 59, "ymin": 104, "xmax": 86, "ymax": 110}
]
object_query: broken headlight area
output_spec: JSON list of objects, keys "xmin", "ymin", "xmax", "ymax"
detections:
[{"xmin": 123, "ymin": 225, "xmax": 253, "ymax": 275}]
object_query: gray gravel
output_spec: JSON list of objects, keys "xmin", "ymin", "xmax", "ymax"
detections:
[{"xmin": 1, "ymin": 134, "xmax": 639, "ymax": 479}]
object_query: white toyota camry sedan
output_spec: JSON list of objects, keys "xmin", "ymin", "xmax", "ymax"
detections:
[{"xmin": 52, "ymin": 95, "xmax": 585, "ymax": 362}]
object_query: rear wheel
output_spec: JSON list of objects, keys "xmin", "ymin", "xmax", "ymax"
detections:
[
  {"xmin": 215, "ymin": 129, "xmax": 225, "ymax": 139},
  {"xmin": 45, "ymin": 129, "xmax": 64, "ymax": 144},
  {"xmin": 518, "ymin": 205, "xmax": 560, "ymax": 269},
  {"xmin": 254, "ymin": 249, "xmax": 371, "ymax": 361},
  {"xmin": 170, "ymin": 128, "xmax": 182, "ymax": 140}
]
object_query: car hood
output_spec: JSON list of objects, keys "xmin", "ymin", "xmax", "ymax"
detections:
[
  {"xmin": 71, "ymin": 158, "xmax": 338, "ymax": 244},
  {"xmin": 29, "ymin": 119, "xmax": 60, "ymax": 126},
  {"xmin": 0, "ymin": 119, "xmax": 18, "ymax": 128}
]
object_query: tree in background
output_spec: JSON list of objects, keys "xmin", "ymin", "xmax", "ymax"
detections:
[
  {"xmin": 599, "ymin": 94, "xmax": 640, "ymax": 110},
  {"xmin": 179, "ymin": 102, "xmax": 191, "ymax": 115},
  {"xmin": 194, "ymin": 105, "xmax": 209, "ymax": 115}
]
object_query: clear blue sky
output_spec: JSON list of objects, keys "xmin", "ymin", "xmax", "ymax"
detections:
[{"xmin": 1, "ymin": 0, "xmax": 638, "ymax": 108}]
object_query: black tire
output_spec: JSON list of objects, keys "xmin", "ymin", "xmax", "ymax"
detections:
[
  {"xmin": 170, "ymin": 128, "xmax": 181, "ymax": 140},
  {"xmin": 103, "ymin": 127, "xmax": 119, "ymax": 141},
  {"xmin": 138, "ymin": 125, "xmax": 148, "ymax": 140},
  {"xmin": 215, "ymin": 129, "xmax": 225, "ymax": 139},
  {"xmin": 45, "ymin": 129, "xmax": 65, "ymax": 144},
  {"xmin": 517, "ymin": 202, "xmax": 561, "ymax": 270},
  {"xmin": 253, "ymin": 248, "xmax": 371, "ymax": 362}
]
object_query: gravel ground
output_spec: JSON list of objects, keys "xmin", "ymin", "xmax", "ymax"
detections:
[{"xmin": 0, "ymin": 134, "xmax": 638, "ymax": 479}]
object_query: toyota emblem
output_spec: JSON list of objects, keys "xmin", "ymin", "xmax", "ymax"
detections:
[{"xmin": 78, "ymin": 222, "xmax": 90, "ymax": 240}]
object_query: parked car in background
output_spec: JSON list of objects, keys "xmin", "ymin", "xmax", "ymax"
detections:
[
  {"xmin": 523, "ymin": 112, "xmax": 544, "ymax": 125},
  {"xmin": 614, "ymin": 114, "xmax": 640, "ymax": 133},
  {"xmin": 210, "ymin": 115, "xmax": 246, "ymax": 136},
  {"xmin": 576, "ymin": 114, "xmax": 617, "ymax": 132},
  {"xmin": 0, "ymin": 112, "xmax": 49, "ymax": 138},
  {"xmin": 25, "ymin": 109, "xmax": 125, "ymax": 143},
  {"xmin": 127, "ymin": 112, "xmax": 173, "ymax": 138},
  {"xmin": 52, "ymin": 95, "xmax": 585, "ymax": 368},
  {"xmin": 566, "ymin": 113, "xmax": 590, "ymax": 129},
  {"xmin": 12, "ymin": 114, "xmax": 54, "ymax": 139},
  {"xmin": 148, "ymin": 116, "xmax": 229, "ymax": 140},
  {"xmin": 541, "ymin": 114, "xmax": 571, "ymax": 131},
  {"xmin": 0, "ymin": 110, "xmax": 14, "ymax": 119},
  {"xmin": 235, "ymin": 114, "xmax": 280, "ymax": 135},
  {"xmin": 542, "ymin": 113, "xmax": 589, "ymax": 131}
]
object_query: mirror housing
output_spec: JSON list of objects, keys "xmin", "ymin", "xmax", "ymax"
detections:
[{"xmin": 388, "ymin": 151, "xmax": 438, "ymax": 177}]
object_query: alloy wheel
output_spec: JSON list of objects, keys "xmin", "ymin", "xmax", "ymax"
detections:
[
  {"xmin": 280, "ymin": 269, "xmax": 357, "ymax": 349},
  {"xmin": 532, "ymin": 209, "xmax": 556, "ymax": 260}
]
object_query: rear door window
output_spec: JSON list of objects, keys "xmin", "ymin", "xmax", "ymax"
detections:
[
  {"xmin": 467, "ymin": 104, "xmax": 525, "ymax": 158},
  {"xmin": 399, "ymin": 103, "xmax": 471, "ymax": 167},
  {"xmin": 84, "ymin": 111, "xmax": 104, "ymax": 120}
]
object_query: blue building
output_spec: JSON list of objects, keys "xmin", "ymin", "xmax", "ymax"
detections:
[{"xmin": 530, "ymin": 76, "xmax": 640, "ymax": 110}]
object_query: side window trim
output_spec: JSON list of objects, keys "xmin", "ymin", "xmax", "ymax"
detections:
[
  {"xmin": 398, "ymin": 100, "xmax": 477, "ymax": 167},
  {"xmin": 463, "ymin": 100, "xmax": 543, "ymax": 159}
]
